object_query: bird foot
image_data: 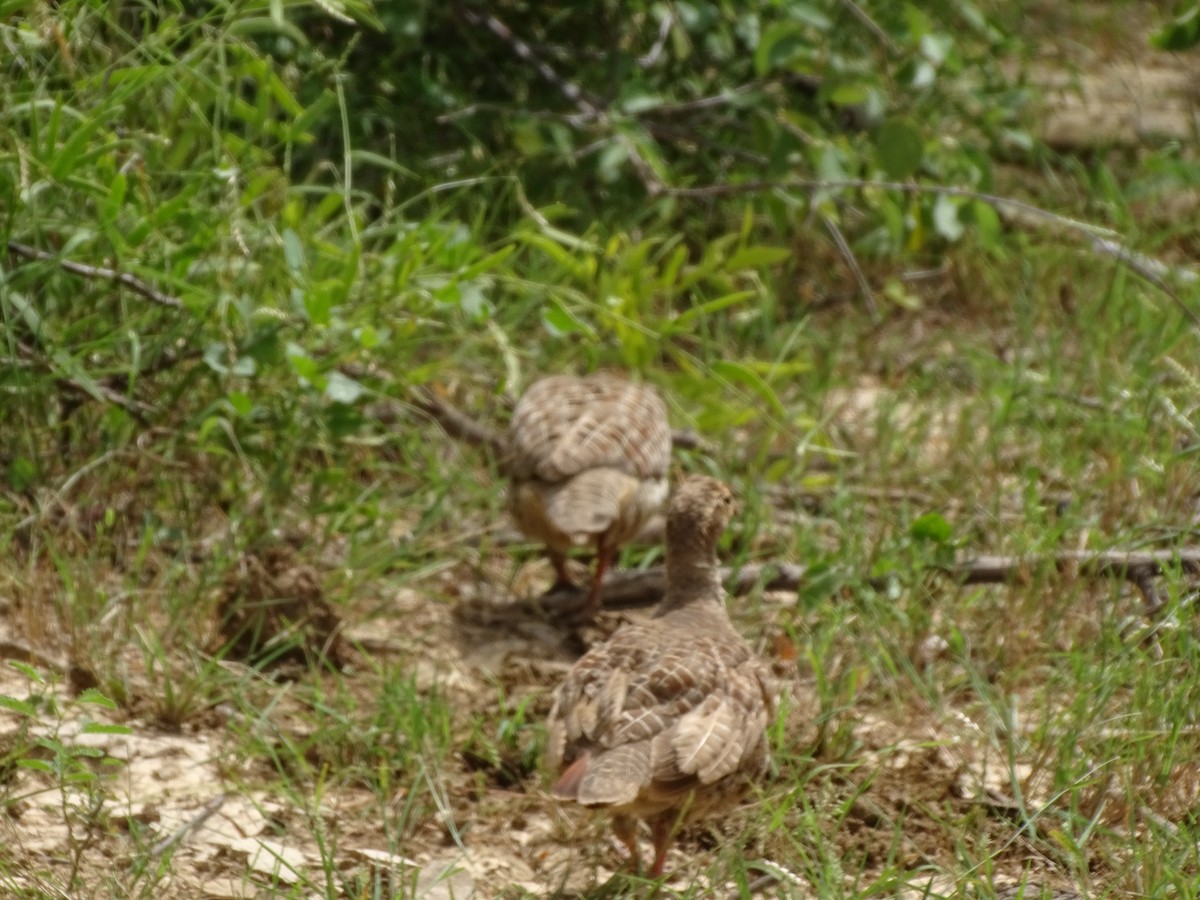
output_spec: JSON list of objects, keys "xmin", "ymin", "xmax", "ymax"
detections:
[{"xmin": 534, "ymin": 581, "xmax": 605, "ymax": 625}]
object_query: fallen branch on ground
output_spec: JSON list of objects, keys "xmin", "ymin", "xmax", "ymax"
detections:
[{"xmin": 526, "ymin": 548, "xmax": 1200, "ymax": 620}]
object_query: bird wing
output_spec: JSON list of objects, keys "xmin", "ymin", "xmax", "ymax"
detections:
[
  {"xmin": 546, "ymin": 625, "xmax": 771, "ymax": 807},
  {"xmin": 509, "ymin": 376, "xmax": 670, "ymax": 482}
]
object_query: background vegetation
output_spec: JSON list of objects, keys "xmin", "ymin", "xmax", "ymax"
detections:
[{"xmin": 2, "ymin": 0, "xmax": 1199, "ymax": 897}]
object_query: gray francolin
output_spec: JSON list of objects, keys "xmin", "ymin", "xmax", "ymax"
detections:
[
  {"xmin": 544, "ymin": 475, "xmax": 775, "ymax": 877},
  {"xmin": 507, "ymin": 373, "xmax": 670, "ymax": 618}
]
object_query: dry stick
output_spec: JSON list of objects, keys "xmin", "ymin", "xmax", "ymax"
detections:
[
  {"xmin": 454, "ymin": 5, "xmax": 601, "ymax": 116},
  {"xmin": 149, "ymin": 794, "xmax": 227, "ymax": 858},
  {"xmin": 13, "ymin": 338, "xmax": 153, "ymax": 424},
  {"xmin": 411, "ymin": 389, "xmax": 507, "ymax": 462},
  {"xmin": 533, "ymin": 550, "xmax": 1200, "ymax": 618},
  {"xmin": 6, "ymin": 241, "xmax": 187, "ymax": 420},
  {"xmin": 6, "ymin": 240, "xmax": 184, "ymax": 310},
  {"xmin": 637, "ymin": 9, "xmax": 674, "ymax": 68},
  {"xmin": 822, "ymin": 213, "xmax": 877, "ymax": 318},
  {"xmin": 13, "ymin": 448, "xmax": 128, "ymax": 532}
]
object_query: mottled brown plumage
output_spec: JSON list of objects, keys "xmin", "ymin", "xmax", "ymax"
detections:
[
  {"xmin": 508, "ymin": 373, "xmax": 670, "ymax": 617},
  {"xmin": 544, "ymin": 476, "xmax": 774, "ymax": 877}
]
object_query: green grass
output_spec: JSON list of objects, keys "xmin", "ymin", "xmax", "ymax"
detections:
[{"xmin": 3, "ymin": 0, "xmax": 1200, "ymax": 897}]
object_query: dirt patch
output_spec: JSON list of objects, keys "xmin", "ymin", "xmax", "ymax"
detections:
[{"xmin": 217, "ymin": 542, "xmax": 344, "ymax": 670}]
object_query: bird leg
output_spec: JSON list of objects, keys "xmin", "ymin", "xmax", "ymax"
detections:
[
  {"xmin": 582, "ymin": 539, "xmax": 613, "ymax": 619},
  {"xmin": 649, "ymin": 814, "xmax": 676, "ymax": 878},
  {"xmin": 611, "ymin": 814, "xmax": 642, "ymax": 873},
  {"xmin": 548, "ymin": 550, "xmax": 577, "ymax": 592}
]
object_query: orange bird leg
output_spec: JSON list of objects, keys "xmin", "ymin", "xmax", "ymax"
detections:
[
  {"xmin": 583, "ymin": 539, "xmax": 613, "ymax": 618},
  {"xmin": 548, "ymin": 549, "xmax": 576, "ymax": 592},
  {"xmin": 612, "ymin": 815, "xmax": 642, "ymax": 873},
  {"xmin": 649, "ymin": 815, "xmax": 675, "ymax": 878}
]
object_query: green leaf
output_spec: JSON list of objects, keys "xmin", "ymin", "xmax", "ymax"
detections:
[
  {"xmin": 596, "ymin": 140, "xmax": 629, "ymax": 184},
  {"xmin": 518, "ymin": 232, "xmax": 598, "ymax": 274},
  {"xmin": 227, "ymin": 392, "xmax": 253, "ymax": 416},
  {"xmin": 910, "ymin": 512, "xmax": 953, "ymax": 543},
  {"xmin": 285, "ymin": 91, "xmax": 337, "ymax": 144},
  {"xmin": 356, "ymin": 325, "xmax": 381, "ymax": 349},
  {"xmin": 674, "ymin": 291, "xmax": 757, "ymax": 327},
  {"xmin": 828, "ymin": 83, "xmax": 869, "ymax": 106},
  {"xmin": 755, "ymin": 22, "xmax": 806, "ymax": 75},
  {"xmin": 324, "ymin": 371, "xmax": 366, "ymax": 405},
  {"xmin": 227, "ymin": 15, "xmax": 308, "ymax": 45},
  {"xmin": 76, "ymin": 689, "xmax": 118, "ymax": 709},
  {"xmin": 967, "ymin": 200, "xmax": 1001, "ymax": 247},
  {"xmin": 286, "ymin": 344, "xmax": 320, "ymax": 383},
  {"xmin": 8, "ymin": 662, "xmax": 43, "ymax": 682},
  {"xmin": 620, "ymin": 93, "xmax": 665, "ymax": 114},
  {"xmin": 725, "ymin": 247, "xmax": 791, "ymax": 270},
  {"xmin": 7, "ymin": 455, "xmax": 37, "ymax": 491},
  {"xmin": 541, "ymin": 300, "xmax": 595, "ymax": 337},
  {"xmin": 80, "ymin": 722, "xmax": 133, "ymax": 736},
  {"xmin": 8, "ymin": 291, "xmax": 46, "ymax": 336},
  {"xmin": 790, "ymin": 3, "xmax": 832, "ymax": 29},
  {"xmin": 101, "ymin": 171, "xmax": 127, "ymax": 225},
  {"xmin": 282, "ymin": 228, "xmax": 305, "ymax": 273},
  {"xmin": 0, "ymin": 695, "xmax": 37, "ymax": 717},
  {"xmin": 874, "ymin": 120, "xmax": 923, "ymax": 179},
  {"xmin": 459, "ymin": 245, "xmax": 516, "ymax": 281},
  {"xmin": 1151, "ymin": 5, "xmax": 1200, "ymax": 50},
  {"xmin": 712, "ymin": 360, "xmax": 786, "ymax": 419}
]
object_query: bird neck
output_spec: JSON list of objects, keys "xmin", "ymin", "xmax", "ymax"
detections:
[{"xmin": 655, "ymin": 551, "xmax": 724, "ymax": 615}]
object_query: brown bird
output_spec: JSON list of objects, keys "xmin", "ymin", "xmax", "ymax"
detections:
[
  {"xmin": 507, "ymin": 373, "xmax": 671, "ymax": 619},
  {"xmin": 544, "ymin": 475, "xmax": 775, "ymax": 878}
]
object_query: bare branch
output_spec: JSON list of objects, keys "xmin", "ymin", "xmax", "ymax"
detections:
[
  {"xmin": 7, "ymin": 240, "xmax": 184, "ymax": 310},
  {"xmin": 410, "ymin": 388, "xmax": 509, "ymax": 466},
  {"xmin": 453, "ymin": 3, "xmax": 666, "ymax": 195},
  {"xmin": 454, "ymin": 5, "xmax": 600, "ymax": 117}
]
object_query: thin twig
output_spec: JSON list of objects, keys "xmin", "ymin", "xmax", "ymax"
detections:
[
  {"xmin": 410, "ymin": 389, "xmax": 508, "ymax": 463},
  {"xmin": 637, "ymin": 9, "xmax": 674, "ymax": 68},
  {"xmin": 13, "ymin": 449, "xmax": 128, "ymax": 532},
  {"xmin": 7, "ymin": 240, "xmax": 184, "ymax": 310},
  {"xmin": 822, "ymin": 213, "xmax": 877, "ymax": 318},
  {"xmin": 149, "ymin": 794, "xmax": 227, "ymax": 858},
  {"xmin": 453, "ymin": 3, "xmax": 666, "ymax": 195},
  {"xmin": 834, "ymin": 0, "xmax": 901, "ymax": 54},
  {"xmin": 636, "ymin": 83, "xmax": 764, "ymax": 117},
  {"xmin": 666, "ymin": 178, "xmax": 1110, "ymax": 233},
  {"xmin": 454, "ymin": 5, "xmax": 600, "ymax": 117},
  {"xmin": 13, "ymin": 339, "xmax": 153, "ymax": 424}
]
